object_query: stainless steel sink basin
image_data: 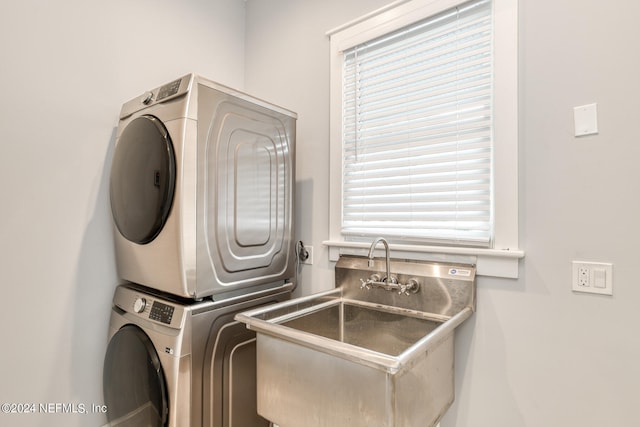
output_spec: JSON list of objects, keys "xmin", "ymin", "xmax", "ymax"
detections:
[
  {"xmin": 236, "ymin": 255, "xmax": 476, "ymax": 427},
  {"xmin": 281, "ymin": 301, "xmax": 442, "ymax": 356}
]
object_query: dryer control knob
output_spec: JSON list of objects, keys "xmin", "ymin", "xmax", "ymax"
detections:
[
  {"xmin": 141, "ymin": 91, "xmax": 154, "ymax": 105},
  {"xmin": 133, "ymin": 298, "xmax": 147, "ymax": 313}
]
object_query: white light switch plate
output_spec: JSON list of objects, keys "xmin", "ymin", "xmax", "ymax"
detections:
[
  {"xmin": 573, "ymin": 103, "xmax": 598, "ymax": 136},
  {"xmin": 572, "ymin": 261, "xmax": 612, "ymax": 295}
]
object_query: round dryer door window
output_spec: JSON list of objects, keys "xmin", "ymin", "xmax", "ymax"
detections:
[
  {"xmin": 103, "ymin": 325, "xmax": 169, "ymax": 426},
  {"xmin": 110, "ymin": 115, "xmax": 176, "ymax": 244}
]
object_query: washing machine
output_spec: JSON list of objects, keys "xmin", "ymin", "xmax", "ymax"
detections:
[
  {"xmin": 103, "ymin": 282, "xmax": 292, "ymax": 427},
  {"xmin": 109, "ymin": 74, "xmax": 296, "ymax": 300}
]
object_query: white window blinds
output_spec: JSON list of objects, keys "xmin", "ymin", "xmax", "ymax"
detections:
[{"xmin": 341, "ymin": 0, "xmax": 493, "ymax": 246}]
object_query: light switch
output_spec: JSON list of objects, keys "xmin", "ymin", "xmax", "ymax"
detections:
[
  {"xmin": 572, "ymin": 261, "xmax": 612, "ymax": 295},
  {"xmin": 593, "ymin": 267, "xmax": 606, "ymax": 288},
  {"xmin": 574, "ymin": 103, "xmax": 598, "ymax": 137}
]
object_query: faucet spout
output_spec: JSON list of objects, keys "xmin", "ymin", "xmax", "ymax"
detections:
[
  {"xmin": 367, "ymin": 237, "xmax": 395, "ymax": 284},
  {"xmin": 362, "ymin": 237, "xmax": 419, "ymax": 295}
]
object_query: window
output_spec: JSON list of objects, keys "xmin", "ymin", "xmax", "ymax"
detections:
[
  {"xmin": 342, "ymin": 0, "xmax": 492, "ymax": 246},
  {"xmin": 326, "ymin": 0, "xmax": 522, "ymax": 278}
]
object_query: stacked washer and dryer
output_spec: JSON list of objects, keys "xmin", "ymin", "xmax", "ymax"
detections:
[{"xmin": 102, "ymin": 74, "xmax": 297, "ymax": 427}]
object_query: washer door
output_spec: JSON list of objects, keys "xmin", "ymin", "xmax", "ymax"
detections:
[
  {"xmin": 103, "ymin": 325, "xmax": 169, "ymax": 426},
  {"xmin": 110, "ymin": 115, "xmax": 176, "ymax": 244}
]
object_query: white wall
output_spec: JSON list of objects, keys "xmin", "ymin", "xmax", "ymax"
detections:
[
  {"xmin": 0, "ymin": 1, "xmax": 245, "ymax": 426},
  {"xmin": 244, "ymin": 0, "xmax": 640, "ymax": 426}
]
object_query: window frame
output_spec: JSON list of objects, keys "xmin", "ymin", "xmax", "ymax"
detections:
[{"xmin": 324, "ymin": 0, "xmax": 523, "ymax": 278}]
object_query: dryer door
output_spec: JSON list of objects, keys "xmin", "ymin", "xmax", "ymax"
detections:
[
  {"xmin": 110, "ymin": 115, "xmax": 176, "ymax": 244},
  {"xmin": 103, "ymin": 325, "xmax": 169, "ymax": 427}
]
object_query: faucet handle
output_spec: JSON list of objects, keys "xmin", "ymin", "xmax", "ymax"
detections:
[
  {"xmin": 405, "ymin": 278, "xmax": 420, "ymax": 294},
  {"xmin": 396, "ymin": 279, "xmax": 420, "ymax": 295},
  {"xmin": 360, "ymin": 278, "xmax": 371, "ymax": 290}
]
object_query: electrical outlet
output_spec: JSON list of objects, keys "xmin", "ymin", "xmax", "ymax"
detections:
[
  {"xmin": 300, "ymin": 245, "xmax": 313, "ymax": 265},
  {"xmin": 572, "ymin": 261, "xmax": 613, "ymax": 295},
  {"xmin": 577, "ymin": 266, "xmax": 589, "ymax": 287}
]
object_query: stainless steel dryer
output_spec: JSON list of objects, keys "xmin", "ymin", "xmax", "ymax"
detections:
[
  {"xmin": 109, "ymin": 74, "xmax": 297, "ymax": 300},
  {"xmin": 103, "ymin": 282, "xmax": 292, "ymax": 427}
]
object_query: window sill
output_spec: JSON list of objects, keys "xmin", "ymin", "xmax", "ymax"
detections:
[{"xmin": 323, "ymin": 240, "xmax": 524, "ymax": 279}]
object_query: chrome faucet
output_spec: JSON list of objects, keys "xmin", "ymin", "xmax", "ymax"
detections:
[
  {"xmin": 367, "ymin": 237, "xmax": 395, "ymax": 284},
  {"xmin": 362, "ymin": 237, "xmax": 419, "ymax": 295}
]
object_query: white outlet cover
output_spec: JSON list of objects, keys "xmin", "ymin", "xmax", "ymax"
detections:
[
  {"xmin": 573, "ymin": 103, "xmax": 598, "ymax": 137},
  {"xmin": 572, "ymin": 261, "xmax": 613, "ymax": 295},
  {"xmin": 301, "ymin": 245, "xmax": 314, "ymax": 265}
]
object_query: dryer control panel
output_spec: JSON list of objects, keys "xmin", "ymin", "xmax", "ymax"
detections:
[
  {"xmin": 118, "ymin": 74, "xmax": 192, "ymax": 120},
  {"xmin": 113, "ymin": 284, "xmax": 184, "ymax": 329}
]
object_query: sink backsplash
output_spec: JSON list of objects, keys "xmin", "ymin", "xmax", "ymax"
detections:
[{"xmin": 335, "ymin": 255, "xmax": 476, "ymax": 318}]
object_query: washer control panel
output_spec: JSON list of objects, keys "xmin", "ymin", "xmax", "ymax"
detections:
[
  {"xmin": 149, "ymin": 301, "xmax": 175, "ymax": 324},
  {"xmin": 113, "ymin": 285, "xmax": 184, "ymax": 329}
]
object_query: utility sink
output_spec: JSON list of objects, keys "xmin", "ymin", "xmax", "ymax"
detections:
[
  {"xmin": 236, "ymin": 255, "xmax": 476, "ymax": 427},
  {"xmin": 281, "ymin": 301, "xmax": 442, "ymax": 356}
]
